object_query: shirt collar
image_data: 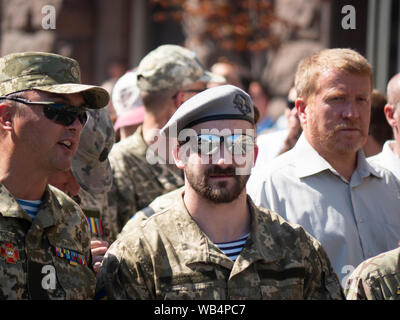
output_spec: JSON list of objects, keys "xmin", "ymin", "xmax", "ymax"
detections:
[
  {"xmin": 0, "ymin": 183, "xmax": 59, "ymax": 228},
  {"xmin": 292, "ymin": 133, "xmax": 381, "ymax": 181},
  {"xmin": 172, "ymin": 190, "xmax": 283, "ymax": 270}
]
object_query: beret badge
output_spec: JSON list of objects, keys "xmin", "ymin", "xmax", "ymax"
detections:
[{"xmin": 233, "ymin": 93, "xmax": 251, "ymax": 115}]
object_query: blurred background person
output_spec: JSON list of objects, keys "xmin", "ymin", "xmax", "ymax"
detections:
[
  {"xmin": 101, "ymin": 60, "xmax": 127, "ymax": 124},
  {"xmin": 252, "ymin": 86, "xmax": 301, "ymax": 170},
  {"xmin": 368, "ymin": 73, "xmax": 400, "ymax": 179},
  {"xmin": 208, "ymin": 59, "xmax": 247, "ymax": 89},
  {"xmin": 112, "ymin": 70, "xmax": 145, "ymax": 142},
  {"xmin": 248, "ymin": 80, "xmax": 274, "ymax": 134},
  {"xmin": 363, "ymin": 89, "xmax": 392, "ymax": 157}
]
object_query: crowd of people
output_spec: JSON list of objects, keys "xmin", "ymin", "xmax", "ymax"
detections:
[{"xmin": 1, "ymin": 44, "xmax": 400, "ymax": 301}]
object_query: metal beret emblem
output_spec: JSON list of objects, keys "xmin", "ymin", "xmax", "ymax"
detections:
[{"xmin": 233, "ymin": 94, "xmax": 251, "ymax": 115}]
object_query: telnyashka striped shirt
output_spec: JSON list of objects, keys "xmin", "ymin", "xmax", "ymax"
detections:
[
  {"xmin": 16, "ymin": 199, "xmax": 42, "ymax": 220},
  {"xmin": 215, "ymin": 233, "xmax": 250, "ymax": 261}
]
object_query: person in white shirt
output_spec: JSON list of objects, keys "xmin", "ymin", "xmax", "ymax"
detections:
[
  {"xmin": 248, "ymin": 48, "xmax": 400, "ymax": 287},
  {"xmin": 253, "ymin": 87, "xmax": 302, "ymax": 168},
  {"xmin": 368, "ymin": 73, "xmax": 400, "ymax": 179}
]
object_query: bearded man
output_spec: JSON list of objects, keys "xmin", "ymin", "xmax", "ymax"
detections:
[{"xmin": 96, "ymin": 85, "xmax": 343, "ymax": 300}]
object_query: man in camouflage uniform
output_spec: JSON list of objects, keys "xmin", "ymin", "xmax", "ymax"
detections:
[
  {"xmin": 0, "ymin": 52, "xmax": 109, "ymax": 299},
  {"xmin": 97, "ymin": 85, "xmax": 343, "ymax": 299},
  {"xmin": 106, "ymin": 45, "xmax": 225, "ymax": 241},
  {"xmin": 49, "ymin": 107, "xmax": 115, "ymax": 273},
  {"xmin": 345, "ymin": 247, "xmax": 400, "ymax": 300}
]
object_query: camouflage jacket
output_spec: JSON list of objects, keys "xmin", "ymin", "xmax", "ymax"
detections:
[
  {"xmin": 0, "ymin": 183, "xmax": 95, "ymax": 300},
  {"xmin": 345, "ymin": 247, "xmax": 400, "ymax": 300},
  {"xmin": 97, "ymin": 191, "xmax": 344, "ymax": 300},
  {"xmin": 106, "ymin": 125, "xmax": 184, "ymax": 241},
  {"xmin": 118, "ymin": 187, "xmax": 184, "ymax": 239}
]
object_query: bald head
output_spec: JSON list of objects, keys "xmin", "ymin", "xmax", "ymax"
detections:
[{"xmin": 387, "ymin": 73, "xmax": 400, "ymax": 106}]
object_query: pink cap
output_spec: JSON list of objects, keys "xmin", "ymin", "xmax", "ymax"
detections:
[{"xmin": 113, "ymin": 105, "xmax": 145, "ymax": 131}]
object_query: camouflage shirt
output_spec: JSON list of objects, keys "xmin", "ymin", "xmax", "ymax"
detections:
[
  {"xmin": 345, "ymin": 247, "xmax": 400, "ymax": 300},
  {"xmin": 0, "ymin": 183, "xmax": 95, "ymax": 300},
  {"xmin": 97, "ymin": 191, "xmax": 344, "ymax": 300},
  {"xmin": 118, "ymin": 187, "xmax": 184, "ymax": 239},
  {"xmin": 106, "ymin": 125, "xmax": 184, "ymax": 241}
]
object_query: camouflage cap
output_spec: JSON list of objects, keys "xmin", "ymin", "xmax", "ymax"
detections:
[
  {"xmin": 0, "ymin": 52, "xmax": 109, "ymax": 108},
  {"xmin": 72, "ymin": 108, "xmax": 115, "ymax": 195},
  {"xmin": 136, "ymin": 44, "xmax": 225, "ymax": 92},
  {"xmin": 161, "ymin": 84, "xmax": 254, "ymax": 137}
]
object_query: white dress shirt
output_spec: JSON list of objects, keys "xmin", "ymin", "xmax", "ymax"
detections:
[
  {"xmin": 368, "ymin": 140, "xmax": 400, "ymax": 180},
  {"xmin": 254, "ymin": 128, "xmax": 289, "ymax": 169},
  {"xmin": 248, "ymin": 134, "xmax": 400, "ymax": 286}
]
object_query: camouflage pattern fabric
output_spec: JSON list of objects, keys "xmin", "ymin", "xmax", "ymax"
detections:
[
  {"xmin": 0, "ymin": 52, "xmax": 109, "ymax": 108},
  {"xmin": 136, "ymin": 44, "xmax": 225, "ymax": 92},
  {"xmin": 106, "ymin": 125, "xmax": 184, "ymax": 242},
  {"xmin": 0, "ymin": 183, "xmax": 95, "ymax": 300},
  {"xmin": 97, "ymin": 191, "xmax": 344, "ymax": 300},
  {"xmin": 72, "ymin": 108, "xmax": 115, "ymax": 196},
  {"xmin": 118, "ymin": 187, "xmax": 184, "ymax": 239},
  {"xmin": 344, "ymin": 247, "xmax": 400, "ymax": 300}
]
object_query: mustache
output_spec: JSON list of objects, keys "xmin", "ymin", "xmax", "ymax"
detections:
[{"xmin": 333, "ymin": 121, "xmax": 362, "ymax": 131}]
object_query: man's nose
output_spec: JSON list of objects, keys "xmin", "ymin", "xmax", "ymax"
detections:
[
  {"xmin": 213, "ymin": 143, "xmax": 233, "ymax": 167},
  {"xmin": 341, "ymin": 100, "xmax": 360, "ymax": 119}
]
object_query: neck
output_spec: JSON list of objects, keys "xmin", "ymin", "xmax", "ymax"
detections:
[
  {"xmin": 142, "ymin": 110, "xmax": 171, "ymax": 146},
  {"xmin": 0, "ymin": 149, "xmax": 46, "ymax": 200},
  {"xmin": 183, "ymin": 186, "xmax": 251, "ymax": 243}
]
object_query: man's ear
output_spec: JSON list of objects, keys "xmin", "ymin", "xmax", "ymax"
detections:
[
  {"xmin": 173, "ymin": 91, "xmax": 186, "ymax": 109},
  {"xmin": 0, "ymin": 102, "xmax": 13, "ymax": 131},
  {"xmin": 295, "ymin": 98, "xmax": 308, "ymax": 125},
  {"xmin": 253, "ymin": 143, "xmax": 259, "ymax": 166},
  {"xmin": 384, "ymin": 103, "xmax": 396, "ymax": 128},
  {"xmin": 172, "ymin": 145, "xmax": 186, "ymax": 169}
]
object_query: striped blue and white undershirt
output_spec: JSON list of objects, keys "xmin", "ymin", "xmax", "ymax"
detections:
[
  {"xmin": 215, "ymin": 233, "xmax": 250, "ymax": 261},
  {"xmin": 16, "ymin": 199, "xmax": 42, "ymax": 220}
]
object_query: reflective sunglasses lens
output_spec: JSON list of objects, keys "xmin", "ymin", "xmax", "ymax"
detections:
[
  {"xmin": 197, "ymin": 135, "xmax": 220, "ymax": 155},
  {"xmin": 226, "ymin": 135, "xmax": 254, "ymax": 155}
]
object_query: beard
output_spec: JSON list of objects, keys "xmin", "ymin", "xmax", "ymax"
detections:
[
  {"xmin": 308, "ymin": 113, "xmax": 367, "ymax": 154},
  {"xmin": 185, "ymin": 165, "xmax": 249, "ymax": 203}
]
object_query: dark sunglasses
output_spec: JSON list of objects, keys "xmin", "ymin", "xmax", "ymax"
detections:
[
  {"xmin": 0, "ymin": 96, "xmax": 89, "ymax": 126},
  {"xmin": 286, "ymin": 97, "xmax": 296, "ymax": 110},
  {"xmin": 180, "ymin": 134, "xmax": 255, "ymax": 156}
]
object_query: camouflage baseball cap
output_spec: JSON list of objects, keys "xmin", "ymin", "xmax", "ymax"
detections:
[
  {"xmin": 0, "ymin": 52, "xmax": 109, "ymax": 108},
  {"xmin": 136, "ymin": 44, "xmax": 225, "ymax": 92},
  {"xmin": 72, "ymin": 108, "xmax": 115, "ymax": 195}
]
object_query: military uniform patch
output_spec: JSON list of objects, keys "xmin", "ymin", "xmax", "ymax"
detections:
[
  {"xmin": 0, "ymin": 242, "xmax": 19, "ymax": 264},
  {"xmin": 53, "ymin": 246, "xmax": 87, "ymax": 266}
]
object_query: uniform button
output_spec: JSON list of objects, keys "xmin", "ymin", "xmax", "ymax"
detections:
[{"xmin": 358, "ymin": 218, "xmax": 363, "ymax": 223}]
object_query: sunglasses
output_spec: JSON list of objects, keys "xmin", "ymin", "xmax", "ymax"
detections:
[
  {"xmin": 0, "ymin": 96, "xmax": 89, "ymax": 126},
  {"xmin": 286, "ymin": 97, "xmax": 296, "ymax": 110},
  {"xmin": 180, "ymin": 134, "xmax": 255, "ymax": 156}
]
